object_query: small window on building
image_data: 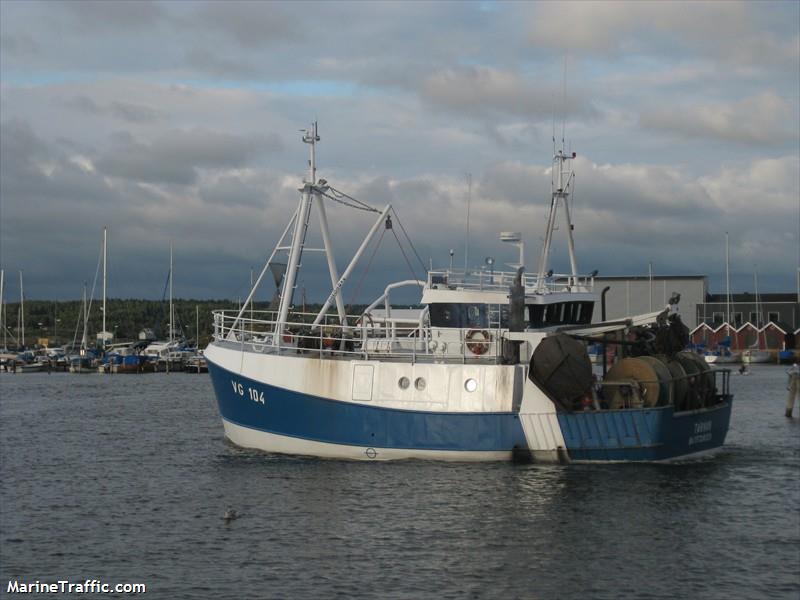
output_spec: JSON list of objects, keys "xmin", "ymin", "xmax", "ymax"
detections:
[
  {"xmin": 712, "ymin": 312, "xmax": 725, "ymax": 325},
  {"xmin": 767, "ymin": 311, "xmax": 779, "ymax": 324},
  {"xmin": 749, "ymin": 312, "xmax": 759, "ymax": 325},
  {"xmin": 732, "ymin": 312, "xmax": 743, "ymax": 327}
]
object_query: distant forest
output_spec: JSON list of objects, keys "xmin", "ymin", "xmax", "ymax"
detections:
[{"xmin": 0, "ymin": 299, "xmax": 326, "ymax": 349}]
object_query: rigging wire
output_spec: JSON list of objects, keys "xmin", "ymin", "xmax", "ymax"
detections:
[
  {"xmin": 322, "ymin": 187, "xmax": 380, "ymax": 213},
  {"xmin": 390, "ymin": 208, "xmax": 428, "ymax": 276},
  {"xmin": 347, "ymin": 227, "xmax": 387, "ymax": 309},
  {"xmin": 390, "ymin": 227, "xmax": 424, "ymax": 289},
  {"xmin": 85, "ymin": 241, "xmax": 103, "ymax": 332}
]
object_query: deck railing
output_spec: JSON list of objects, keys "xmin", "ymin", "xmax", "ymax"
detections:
[{"xmin": 211, "ymin": 309, "xmax": 506, "ymax": 363}]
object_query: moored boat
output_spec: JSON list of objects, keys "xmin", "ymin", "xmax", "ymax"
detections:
[{"xmin": 205, "ymin": 125, "xmax": 733, "ymax": 463}]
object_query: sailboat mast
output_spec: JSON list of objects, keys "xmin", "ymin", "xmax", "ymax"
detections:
[
  {"xmin": 102, "ymin": 226, "xmax": 107, "ymax": 348},
  {"xmin": 0, "ymin": 269, "xmax": 4, "ymax": 350},
  {"xmin": 725, "ymin": 232, "xmax": 731, "ymax": 331},
  {"xmin": 169, "ymin": 242, "xmax": 174, "ymax": 345},
  {"xmin": 81, "ymin": 283, "xmax": 88, "ymax": 351},
  {"xmin": 19, "ymin": 270, "xmax": 24, "ymax": 348},
  {"xmin": 464, "ymin": 173, "xmax": 471, "ymax": 273}
]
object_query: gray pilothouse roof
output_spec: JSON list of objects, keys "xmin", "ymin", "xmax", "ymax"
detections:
[{"xmin": 423, "ymin": 268, "xmax": 597, "ymax": 306}]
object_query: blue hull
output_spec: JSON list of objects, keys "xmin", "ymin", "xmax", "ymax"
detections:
[
  {"xmin": 557, "ymin": 402, "xmax": 732, "ymax": 462},
  {"xmin": 208, "ymin": 361, "xmax": 732, "ymax": 462}
]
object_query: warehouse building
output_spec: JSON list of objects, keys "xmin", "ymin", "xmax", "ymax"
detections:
[{"xmin": 591, "ymin": 275, "xmax": 707, "ymax": 329}]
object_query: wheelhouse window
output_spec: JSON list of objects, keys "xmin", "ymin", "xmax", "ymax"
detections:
[
  {"xmin": 430, "ymin": 304, "xmax": 488, "ymax": 328},
  {"xmin": 527, "ymin": 301, "xmax": 593, "ymax": 327},
  {"xmin": 430, "ymin": 300, "xmax": 593, "ymax": 328}
]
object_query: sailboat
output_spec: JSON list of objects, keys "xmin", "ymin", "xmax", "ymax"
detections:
[
  {"xmin": 69, "ymin": 283, "xmax": 98, "ymax": 373},
  {"xmin": 69, "ymin": 228, "xmax": 110, "ymax": 373},
  {"xmin": 705, "ymin": 233, "xmax": 740, "ymax": 364},
  {"xmin": 144, "ymin": 243, "xmax": 191, "ymax": 371},
  {"xmin": 742, "ymin": 270, "xmax": 771, "ymax": 363}
]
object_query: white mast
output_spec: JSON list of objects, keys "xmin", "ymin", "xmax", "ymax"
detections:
[
  {"xmin": 81, "ymin": 283, "xmax": 88, "ymax": 352},
  {"xmin": 725, "ymin": 231, "xmax": 731, "ymax": 332},
  {"xmin": 275, "ymin": 124, "xmax": 317, "ymax": 343},
  {"xmin": 102, "ymin": 226, "xmax": 107, "ymax": 348},
  {"xmin": 0, "ymin": 269, "xmax": 4, "ymax": 350},
  {"xmin": 536, "ymin": 146, "xmax": 579, "ymax": 290},
  {"xmin": 464, "ymin": 173, "xmax": 471, "ymax": 273},
  {"xmin": 169, "ymin": 242, "xmax": 174, "ymax": 345},
  {"xmin": 19, "ymin": 270, "xmax": 24, "ymax": 347}
]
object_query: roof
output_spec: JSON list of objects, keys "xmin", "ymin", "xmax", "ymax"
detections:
[
  {"xmin": 593, "ymin": 275, "xmax": 707, "ymax": 282},
  {"xmin": 705, "ymin": 293, "xmax": 799, "ymax": 303}
]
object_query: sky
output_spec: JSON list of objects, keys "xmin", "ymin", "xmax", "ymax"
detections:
[{"xmin": 1, "ymin": 0, "xmax": 798, "ymax": 305}]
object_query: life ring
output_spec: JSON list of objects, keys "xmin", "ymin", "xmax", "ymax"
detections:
[
  {"xmin": 321, "ymin": 327, "xmax": 337, "ymax": 349},
  {"xmin": 466, "ymin": 329, "xmax": 491, "ymax": 355}
]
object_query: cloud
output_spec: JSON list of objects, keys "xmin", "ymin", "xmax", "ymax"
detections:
[
  {"xmin": 421, "ymin": 66, "xmax": 596, "ymax": 120},
  {"xmin": 186, "ymin": 1, "xmax": 302, "ymax": 48},
  {"xmin": 54, "ymin": 0, "xmax": 165, "ymax": 30},
  {"xmin": 95, "ymin": 129, "xmax": 284, "ymax": 185},
  {"xmin": 61, "ymin": 96, "xmax": 163, "ymax": 124},
  {"xmin": 640, "ymin": 91, "xmax": 798, "ymax": 146},
  {"xmin": 0, "ymin": 1, "xmax": 797, "ymax": 300},
  {"xmin": 527, "ymin": 1, "xmax": 799, "ymax": 71}
]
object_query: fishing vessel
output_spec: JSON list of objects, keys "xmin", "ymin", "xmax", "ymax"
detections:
[{"xmin": 205, "ymin": 125, "xmax": 733, "ymax": 463}]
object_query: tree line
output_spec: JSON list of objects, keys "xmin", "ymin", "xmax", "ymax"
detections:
[{"xmin": 0, "ymin": 299, "xmax": 288, "ymax": 349}]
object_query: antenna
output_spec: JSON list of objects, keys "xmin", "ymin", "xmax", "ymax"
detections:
[
  {"xmin": 561, "ymin": 55, "xmax": 568, "ymax": 146},
  {"xmin": 536, "ymin": 58, "xmax": 580, "ymax": 290},
  {"xmin": 463, "ymin": 173, "xmax": 472, "ymax": 273}
]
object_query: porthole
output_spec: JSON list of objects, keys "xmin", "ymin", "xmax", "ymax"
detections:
[
  {"xmin": 398, "ymin": 376, "xmax": 410, "ymax": 390},
  {"xmin": 414, "ymin": 377, "xmax": 426, "ymax": 391},
  {"xmin": 464, "ymin": 378, "xmax": 478, "ymax": 393}
]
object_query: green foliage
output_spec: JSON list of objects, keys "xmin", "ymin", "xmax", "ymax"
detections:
[{"xmin": 1, "ymin": 298, "xmax": 268, "ymax": 348}]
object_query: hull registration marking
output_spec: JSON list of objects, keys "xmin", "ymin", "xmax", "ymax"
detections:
[{"xmin": 231, "ymin": 379, "xmax": 265, "ymax": 404}]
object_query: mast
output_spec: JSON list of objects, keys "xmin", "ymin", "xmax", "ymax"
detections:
[
  {"xmin": 0, "ymin": 269, "xmax": 4, "ymax": 350},
  {"xmin": 169, "ymin": 242, "xmax": 174, "ymax": 345},
  {"xmin": 81, "ymin": 283, "xmax": 88, "ymax": 352},
  {"xmin": 102, "ymin": 226, "xmax": 107, "ymax": 348},
  {"xmin": 464, "ymin": 173, "xmax": 471, "ymax": 273},
  {"xmin": 536, "ymin": 146, "xmax": 579, "ymax": 290},
  {"xmin": 19, "ymin": 270, "xmax": 24, "ymax": 348},
  {"xmin": 754, "ymin": 269, "xmax": 764, "ymax": 348},
  {"xmin": 275, "ymin": 123, "xmax": 317, "ymax": 343},
  {"xmin": 725, "ymin": 231, "xmax": 731, "ymax": 334}
]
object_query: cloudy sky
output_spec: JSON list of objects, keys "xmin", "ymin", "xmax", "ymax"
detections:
[{"xmin": 1, "ymin": 0, "xmax": 798, "ymax": 304}]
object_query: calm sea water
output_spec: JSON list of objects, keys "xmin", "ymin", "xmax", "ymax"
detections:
[{"xmin": 1, "ymin": 366, "xmax": 798, "ymax": 599}]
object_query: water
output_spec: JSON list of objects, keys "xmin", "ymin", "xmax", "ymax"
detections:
[{"xmin": 1, "ymin": 366, "xmax": 798, "ymax": 599}]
